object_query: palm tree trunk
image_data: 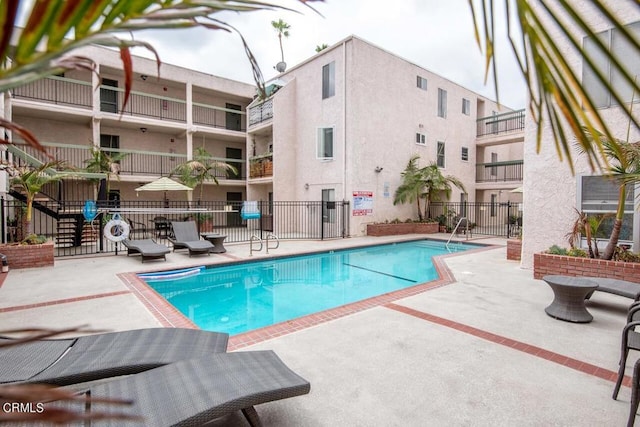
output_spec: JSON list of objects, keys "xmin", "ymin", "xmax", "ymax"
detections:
[
  {"xmin": 416, "ymin": 196, "xmax": 423, "ymax": 221},
  {"xmin": 601, "ymin": 185, "xmax": 626, "ymax": 260},
  {"xmin": 278, "ymin": 33, "xmax": 284, "ymax": 63},
  {"xmin": 25, "ymin": 195, "xmax": 34, "ymax": 236}
]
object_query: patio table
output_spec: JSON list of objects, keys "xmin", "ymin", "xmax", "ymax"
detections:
[
  {"xmin": 201, "ymin": 233, "xmax": 227, "ymax": 253},
  {"xmin": 542, "ymin": 275, "xmax": 598, "ymax": 323}
]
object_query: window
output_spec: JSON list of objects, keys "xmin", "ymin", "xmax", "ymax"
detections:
[
  {"xmin": 415, "ymin": 133, "xmax": 426, "ymax": 145},
  {"xmin": 583, "ymin": 21, "xmax": 640, "ymax": 108},
  {"xmin": 579, "ymin": 175, "xmax": 635, "ymax": 242},
  {"xmin": 462, "ymin": 98, "xmax": 471, "ymax": 115},
  {"xmin": 437, "ymin": 88, "xmax": 447, "ymax": 118},
  {"xmin": 490, "ymin": 152, "xmax": 498, "ymax": 176},
  {"xmin": 317, "ymin": 127, "xmax": 334, "ymax": 159},
  {"xmin": 436, "ymin": 141, "xmax": 445, "ymax": 167},
  {"xmin": 322, "ymin": 62, "xmax": 335, "ymax": 99},
  {"xmin": 416, "ymin": 76, "xmax": 428, "ymax": 90},
  {"xmin": 461, "ymin": 147, "xmax": 469, "ymax": 161},
  {"xmin": 490, "ymin": 194, "xmax": 497, "ymax": 217},
  {"xmin": 100, "ymin": 78, "xmax": 118, "ymax": 113}
]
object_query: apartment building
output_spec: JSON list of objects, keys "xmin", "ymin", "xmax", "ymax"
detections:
[
  {"xmin": 247, "ymin": 36, "xmax": 524, "ymax": 237},
  {"xmin": 521, "ymin": 1, "xmax": 640, "ymax": 268},
  {"xmin": 3, "ymin": 43, "xmax": 255, "ymax": 206}
]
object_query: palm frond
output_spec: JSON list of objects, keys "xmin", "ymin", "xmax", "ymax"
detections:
[{"xmin": 470, "ymin": 0, "xmax": 640, "ymax": 173}]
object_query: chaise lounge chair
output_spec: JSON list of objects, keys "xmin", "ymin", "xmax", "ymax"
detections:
[
  {"xmin": 170, "ymin": 221, "xmax": 214, "ymax": 257},
  {"xmin": 1, "ymin": 328, "xmax": 228, "ymax": 386},
  {"xmin": 49, "ymin": 350, "xmax": 311, "ymax": 427},
  {"xmin": 122, "ymin": 238, "xmax": 171, "ymax": 263}
]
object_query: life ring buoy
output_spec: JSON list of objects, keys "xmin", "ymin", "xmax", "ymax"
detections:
[{"xmin": 104, "ymin": 217, "xmax": 130, "ymax": 242}]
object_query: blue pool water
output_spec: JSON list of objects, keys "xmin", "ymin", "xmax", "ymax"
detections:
[{"xmin": 142, "ymin": 240, "xmax": 477, "ymax": 335}]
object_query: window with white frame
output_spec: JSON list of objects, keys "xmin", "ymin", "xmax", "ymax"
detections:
[
  {"xmin": 436, "ymin": 141, "xmax": 445, "ymax": 167},
  {"xmin": 461, "ymin": 146, "xmax": 469, "ymax": 161},
  {"xmin": 462, "ymin": 98, "xmax": 471, "ymax": 115},
  {"xmin": 415, "ymin": 132, "xmax": 426, "ymax": 145},
  {"xmin": 582, "ymin": 21, "xmax": 640, "ymax": 108},
  {"xmin": 317, "ymin": 127, "xmax": 334, "ymax": 159},
  {"xmin": 322, "ymin": 62, "xmax": 335, "ymax": 99},
  {"xmin": 579, "ymin": 175, "xmax": 635, "ymax": 242},
  {"xmin": 437, "ymin": 88, "xmax": 447, "ymax": 118},
  {"xmin": 417, "ymin": 76, "xmax": 428, "ymax": 90}
]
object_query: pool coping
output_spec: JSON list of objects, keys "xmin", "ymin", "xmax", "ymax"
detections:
[{"xmin": 119, "ymin": 240, "xmax": 498, "ymax": 351}]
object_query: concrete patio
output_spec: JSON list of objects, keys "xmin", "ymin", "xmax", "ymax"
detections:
[{"xmin": 0, "ymin": 235, "xmax": 635, "ymax": 426}]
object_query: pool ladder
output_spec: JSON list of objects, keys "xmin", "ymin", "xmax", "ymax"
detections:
[
  {"xmin": 445, "ymin": 217, "xmax": 469, "ymax": 251},
  {"xmin": 250, "ymin": 233, "xmax": 280, "ymax": 256}
]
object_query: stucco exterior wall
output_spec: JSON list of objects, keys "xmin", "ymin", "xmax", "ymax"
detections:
[{"xmin": 521, "ymin": 0, "xmax": 640, "ymax": 268}]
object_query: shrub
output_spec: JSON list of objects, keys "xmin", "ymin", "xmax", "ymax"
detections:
[
  {"xmin": 567, "ymin": 248, "xmax": 588, "ymax": 257},
  {"xmin": 547, "ymin": 245, "xmax": 568, "ymax": 255},
  {"xmin": 21, "ymin": 234, "xmax": 47, "ymax": 245}
]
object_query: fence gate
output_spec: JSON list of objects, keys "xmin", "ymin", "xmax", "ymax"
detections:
[{"xmin": 429, "ymin": 201, "xmax": 522, "ymax": 238}]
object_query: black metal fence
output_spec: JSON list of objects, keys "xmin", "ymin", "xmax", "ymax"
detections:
[
  {"xmin": 429, "ymin": 201, "xmax": 522, "ymax": 238},
  {"xmin": 476, "ymin": 109, "xmax": 525, "ymax": 137},
  {"xmin": 1, "ymin": 198, "xmax": 350, "ymax": 258}
]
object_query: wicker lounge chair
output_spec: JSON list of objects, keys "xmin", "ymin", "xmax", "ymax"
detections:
[
  {"xmin": 170, "ymin": 221, "xmax": 214, "ymax": 257},
  {"xmin": 122, "ymin": 238, "xmax": 170, "ymax": 263},
  {"xmin": 614, "ymin": 303, "xmax": 640, "ymax": 399},
  {"xmin": 49, "ymin": 350, "xmax": 311, "ymax": 426},
  {"xmin": 628, "ymin": 357, "xmax": 640, "ymax": 427},
  {"xmin": 1, "ymin": 328, "xmax": 228, "ymax": 386}
]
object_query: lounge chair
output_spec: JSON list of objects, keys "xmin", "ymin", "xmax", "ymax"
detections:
[
  {"xmin": 170, "ymin": 221, "xmax": 214, "ymax": 257},
  {"xmin": 122, "ymin": 238, "xmax": 170, "ymax": 263},
  {"xmin": 1, "ymin": 328, "xmax": 228, "ymax": 386},
  {"xmin": 628, "ymin": 357, "xmax": 640, "ymax": 427},
  {"xmin": 614, "ymin": 302, "xmax": 640, "ymax": 399},
  {"xmin": 49, "ymin": 350, "xmax": 311, "ymax": 427}
]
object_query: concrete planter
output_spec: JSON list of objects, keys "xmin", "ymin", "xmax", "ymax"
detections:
[
  {"xmin": 507, "ymin": 239, "xmax": 522, "ymax": 261},
  {"xmin": 366, "ymin": 222, "xmax": 438, "ymax": 236},
  {"xmin": 533, "ymin": 252, "xmax": 640, "ymax": 282},
  {"xmin": 0, "ymin": 241, "xmax": 54, "ymax": 269}
]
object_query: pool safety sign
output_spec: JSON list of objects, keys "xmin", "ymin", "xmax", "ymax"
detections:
[{"xmin": 352, "ymin": 191, "xmax": 373, "ymax": 216}]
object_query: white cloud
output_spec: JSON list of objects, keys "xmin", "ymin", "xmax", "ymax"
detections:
[{"xmin": 131, "ymin": 1, "xmax": 528, "ymax": 109}]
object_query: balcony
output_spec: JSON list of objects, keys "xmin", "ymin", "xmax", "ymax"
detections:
[
  {"xmin": 477, "ymin": 109, "xmax": 525, "ymax": 137},
  {"xmin": 11, "ymin": 76, "xmax": 245, "ymax": 130},
  {"xmin": 249, "ymin": 153, "xmax": 273, "ymax": 179},
  {"xmin": 476, "ymin": 160, "xmax": 523, "ymax": 183},
  {"xmin": 248, "ymin": 99, "xmax": 273, "ymax": 127},
  {"xmin": 11, "ymin": 142, "xmax": 246, "ymax": 180}
]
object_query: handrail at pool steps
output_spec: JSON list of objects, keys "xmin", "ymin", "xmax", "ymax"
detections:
[
  {"xmin": 250, "ymin": 234, "xmax": 263, "ymax": 256},
  {"xmin": 266, "ymin": 233, "xmax": 280, "ymax": 254},
  {"xmin": 446, "ymin": 217, "xmax": 469, "ymax": 250}
]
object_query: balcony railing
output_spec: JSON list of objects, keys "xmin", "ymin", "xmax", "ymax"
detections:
[
  {"xmin": 476, "ymin": 160, "xmax": 523, "ymax": 182},
  {"xmin": 248, "ymin": 99, "xmax": 273, "ymax": 127},
  {"xmin": 249, "ymin": 153, "xmax": 273, "ymax": 178},
  {"xmin": 11, "ymin": 142, "xmax": 246, "ymax": 179},
  {"xmin": 12, "ymin": 76, "xmax": 92, "ymax": 109},
  {"xmin": 477, "ymin": 109, "xmax": 525, "ymax": 137},
  {"xmin": 11, "ymin": 76, "xmax": 245, "ymax": 130}
]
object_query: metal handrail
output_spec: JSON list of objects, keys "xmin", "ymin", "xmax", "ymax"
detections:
[
  {"xmin": 266, "ymin": 233, "xmax": 280, "ymax": 254},
  {"xmin": 250, "ymin": 234, "xmax": 263, "ymax": 256},
  {"xmin": 446, "ymin": 217, "xmax": 469, "ymax": 249}
]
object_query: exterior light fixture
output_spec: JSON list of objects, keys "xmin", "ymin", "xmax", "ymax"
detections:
[{"xmin": 140, "ymin": 127, "xmax": 147, "ymax": 133}]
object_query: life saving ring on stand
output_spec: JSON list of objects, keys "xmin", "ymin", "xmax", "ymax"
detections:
[{"xmin": 104, "ymin": 214, "xmax": 130, "ymax": 242}]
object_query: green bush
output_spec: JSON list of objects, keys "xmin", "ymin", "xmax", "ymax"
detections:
[
  {"xmin": 567, "ymin": 248, "xmax": 588, "ymax": 257},
  {"xmin": 547, "ymin": 245, "xmax": 568, "ymax": 255},
  {"xmin": 21, "ymin": 234, "xmax": 47, "ymax": 245}
]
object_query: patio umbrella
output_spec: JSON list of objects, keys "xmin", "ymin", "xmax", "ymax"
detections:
[{"xmin": 135, "ymin": 177, "xmax": 192, "ymax": 205}]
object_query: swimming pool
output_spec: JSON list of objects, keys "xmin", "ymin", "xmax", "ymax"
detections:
[{"xmin": 141, "ymin": 240, "xmax": 477, "ymax": 335}]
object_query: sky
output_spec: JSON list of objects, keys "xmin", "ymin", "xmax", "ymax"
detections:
[{"xmin": 131, "ymin": 1, "xmax": 527, "ymax": 109}]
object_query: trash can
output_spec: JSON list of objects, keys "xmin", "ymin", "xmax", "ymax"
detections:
[{"xmin": 0, "ymin": 253, "xmax": 7, "ymax": 273}]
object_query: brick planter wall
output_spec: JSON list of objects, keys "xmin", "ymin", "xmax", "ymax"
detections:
[
  {"xmin": 0, "ymin": 241, "xmax": 54, "ymax": 269},
  {"xmin": 507, "ymin": 239, "xmax": 522, "ymax": 261},
  {"xmin": 533, "ymin": 252, "xmax": 640, "ymax": 282},
  {"xmin": 366, "ymin": 222, "xmax": 439, "ymax": 236}
]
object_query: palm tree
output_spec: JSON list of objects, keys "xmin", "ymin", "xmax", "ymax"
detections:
[
  {"xmin": 394, "ymin": 155, "xmax": 426, "ymax": 221},
  {"xmin": 84, "ymin": 146, "xmax": 128, "ymax": 201},
  {"xmin": 272, "ymin": 19, "xmax": 291, "ymax": 65},
  {"xmin": 470, "ymin": 1, "xmax": 639, "ymax": 172},
  {"xmin": 316, "ymin": 43, "xmax": 329, "ymax": 53},
  {"xmin": 171, "ymin": 147, "xmax": 238, "ymax": 204},
  {"xmin": 420, "ymin": 162, "xmax": 466, "ymax": 220},
  {"xmin": 9, "ymin": 162, "xmax": 64, "ymax": 236}
]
